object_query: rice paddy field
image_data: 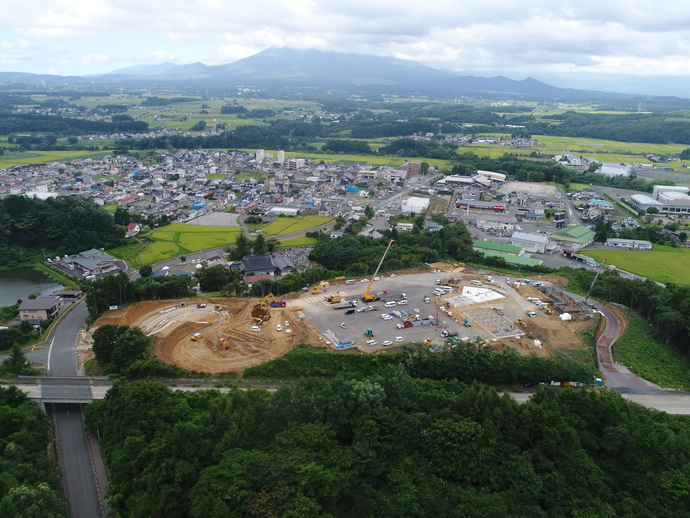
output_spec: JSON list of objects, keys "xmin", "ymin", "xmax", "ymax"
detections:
[
  {"xmin": 260, "ymin": 216, "xmax": 333, "ymax": 236},
  {"xmin": 109, "ymin": 224, "xmax": 241, "ymax": 266},
  {"xmin": 581, "ymin": 246, "xmax": 690, "ymax": 285}
]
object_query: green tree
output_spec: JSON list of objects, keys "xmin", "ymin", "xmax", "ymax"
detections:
[
  {"xmin": 253, "ymin": 233, "xmax": 268, "ymax": 255},
  {"xmin": 139, "ymin": 264, "xmax": 153, "ymax": 278},
  {"xmin": 230, "ymin": 232, "xmax": 253, "ymax": 260}
]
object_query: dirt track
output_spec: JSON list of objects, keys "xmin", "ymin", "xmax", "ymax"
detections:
[{"xmin": 92, "ymin": 298, "xmax": 323, "ymax": 374}]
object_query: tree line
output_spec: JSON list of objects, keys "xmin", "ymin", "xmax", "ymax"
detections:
[
  {"xmin": 0, "ymin": 195, "xmax": 126, "ymax": 268},
  {"xmin": 84, "ymin": 374, "xmax": 690, "ymax": 518},
  {"xmin": 0, "ymin": 386, "xmax": 68, "ymax": 517}
]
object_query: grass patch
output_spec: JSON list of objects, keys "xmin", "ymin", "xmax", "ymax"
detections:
[
  {"xmin": 0, "ymin": 149, "xmax": 112, "ymax": 168},
  {"xmin": 614, "ymin": 311, "xmax": 690, "ymax": 388},
  {"xmin": 261, "ymin": 216, "xmax": 333, "ymax": 236},
  {"xmin": 102, "ymin": 204, "xmax": 118, "ymax": 214},
  {"xmin": 278, "ymin": 236, "xmax": 318, "ymax": 247},
  {"xmin": 581, "ymin": 248, "xmax": 690, "ymax": 284}
]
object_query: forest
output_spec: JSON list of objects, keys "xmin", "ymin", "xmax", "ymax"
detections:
[
  {"xmin": 84, "ymin": 376, "xmax": 690, "ymax": 518},
  {"xmin": 0, "ymin": 386, "xmax": 68, "ymax": 517},
  {"xmin": 0, "ymin": 195, "xmax": 126, "ymax": 267}
]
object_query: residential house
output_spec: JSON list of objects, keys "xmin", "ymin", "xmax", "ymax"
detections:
[{"xmin": 19, "ymin": 296, "xmax": 62, "ymax": 323}]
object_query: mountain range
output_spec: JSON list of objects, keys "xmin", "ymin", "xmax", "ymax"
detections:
[{"xmin": 1, "ymin": 47, "xmax": 684, "ymax": 101}]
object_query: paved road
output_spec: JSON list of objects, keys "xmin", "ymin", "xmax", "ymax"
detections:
[{"xmin": 50, "ymin": 403, "xmax": 104, "ymax": 518}]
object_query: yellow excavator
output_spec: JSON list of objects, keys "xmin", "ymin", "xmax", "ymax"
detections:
[
  {"xmin": 327, "ymin": 291, "xmax": 342, "ymax": 304},
  {"xmin": 310, "ymin": 281, "xmax": 329, "ymax": 294},
  {"xmin": 514, "ymin": 319, "xmax": 527, "ymax": 328},
  {"xmin": 218, "ymin": 338, "xmax": 229, "ymax": 349},
  {"xmin": 257, "ymin": 294, "xmax": 276, "ymax": 306},
  {"xmin": 362, "ymin": 239, "xmax": 394, "ymax": 302}
]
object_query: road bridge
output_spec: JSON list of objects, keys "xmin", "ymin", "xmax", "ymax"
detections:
[{"xmin": 4, "ymin": 376, "xmax": 690, "ymax": 414}]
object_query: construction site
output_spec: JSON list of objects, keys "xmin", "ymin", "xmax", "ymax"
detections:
[
  {"xmin": 86, "ymin": 259, "xmax": 600, "ymax": 374},
  {"xmin": 90, "ymin": 295, "xmax": 322, "ymax": 373}
]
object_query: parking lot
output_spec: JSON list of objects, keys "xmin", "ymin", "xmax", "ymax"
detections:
[{"xmin": 299, "ymin": 270, "xmax": 550, "ymax": 352}]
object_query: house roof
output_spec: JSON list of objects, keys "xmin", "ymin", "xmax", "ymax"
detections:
[
  {"xmin": 552, "ymin": 225, "xmax": 595, "ymax": 244},
  {"xmin": 241, "ymin": 255, "xmax": 277, "ymax": 272},
  {"xmin": 273, "ymin": 256, "xmax": 295, "ymax": 271},
  {"xmin": 473, "ymin": 240, "xmax": 523, "ymax": 254},
  {"xmin": 511, "ymin": 232, "xmax": 550, "ymax": 244},
  {"xmin": 481, "ymin": 251, "xmax": 543, "ymax": 267},
  {"xmin": 19, "ymin": 296, "xmax": 60, "ymax": 311}
]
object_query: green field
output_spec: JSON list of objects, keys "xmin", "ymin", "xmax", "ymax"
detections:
[
  {"xmin": 261, "ymin": 216, "xmax": 333, "ymax": 236},
  {"xmin": 109, "ymin": 224, "xmax": 241, "ymax": 266},
  {"xmin": 614, "ymin": 312, "xmax": 690, "ymax": 388},
  {"xmin": 582, "ymin": 246, "xmax": 690, "ymax": 284},
  {"xmin": 0, "ymin": 149, "xmax": 112, "ymax": 169},
  {"xmin": 278, "ymin": 236, "xmax": 318, "ymax": 247}
]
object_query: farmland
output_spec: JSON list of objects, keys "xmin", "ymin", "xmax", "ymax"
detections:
[
  {"xmin": 260, "ymin": 215, "xmax": 333, "ymax": 236},
  {"xmin": 109, "ymin": 224, "xmax": 241, "ymax": 266},
  {"xmin": 582, "ymin": 246, "xmax": 690, "ymax": 285}
]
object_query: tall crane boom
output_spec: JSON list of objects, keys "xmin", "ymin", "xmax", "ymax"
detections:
[{"xmin": 362, "ymin": 239, "xmax": 394, "ymax": 301}]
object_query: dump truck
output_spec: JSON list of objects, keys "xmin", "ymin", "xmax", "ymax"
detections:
[{"xmin": 190, "ymin": 333, "xmax": 202, "ymax": 341}]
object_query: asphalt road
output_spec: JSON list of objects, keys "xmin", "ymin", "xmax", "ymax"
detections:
[{"xmin": 50, "ymin": 403, "xmax": 103, "ymax": 518}]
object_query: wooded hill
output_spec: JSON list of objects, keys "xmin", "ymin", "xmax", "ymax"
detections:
[{"xmin": 85, "ymin": 377, "xmax": 690, "ymax": 518}]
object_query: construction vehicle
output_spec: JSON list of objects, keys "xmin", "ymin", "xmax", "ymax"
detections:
[
  {"xmin": 464, "ymin": 318, "xmax": 472, "ymax": 327},
  {"xmin": 423, "ymin": 338, "xmax": 432, "ymax": 346},
  {"xmin": 310, "ymin": 282, "xmax": 329, "ymax": 294},
  {"xmin": 327, "ymin": 292, "xmax": 342, "ymax": 304},
  {"xmin": 362, "ymin": 239, "xmax": 394, "ymax": 302},
  {"xmin": 514, "ymin": 319, "xmax": 527, "ymax": 328},
  {"xmin": 440, "ymin": 329, "xmax": 458, "ymax": 338},
  {"xmin": 255, "ymin": 315, "xmax": 264, "ymax": 325},
  {"xmin": 218, "ymin": 338, "xmax": 229, "ymax": 349},
  {"xmin": 191, "ymin": 333, "xmax": 202, "ymax": 341},
  {"xmin": 215, "ymin": 305, "xmax": 223, "ymax": 311},
  {"xmin": 257, "ymin": 294, "xmax": 287, "ymax": 307}
]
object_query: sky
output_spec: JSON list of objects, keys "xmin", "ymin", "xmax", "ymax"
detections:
[{"xmin": 2, "ymin": 0, "xmax": 690, "ymax": 85}]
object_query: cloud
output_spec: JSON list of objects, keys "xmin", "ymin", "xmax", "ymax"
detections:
[{"xmin": 2, "ymin": 0, "xmax": 690, "ymax": 76}]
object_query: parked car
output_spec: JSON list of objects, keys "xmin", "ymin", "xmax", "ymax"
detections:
[
  {"xmin": 361, "ymin": 278, "xmax": 369, "ymax": 283},
  {"xmin": 382, "ymin": 340, "xmax": 393, "ymax": 346},
  {"xmin": 196, "ymin": 303, "xmax": 206, "ymax": 308},
  {"xmin": 395, "ymin": 336, "xmax": 404, "ymax": 343},
  {"xmin": 276, "ymin": 324, "xmax": 282, "ymax": 331},
  {"xmin": 340, "ymin": 322, "xmax": 347, "ymax": 329},
  {"xmin": 366, "ymin": 340, "xmax": 377, "ymax": 346},
  {"xmin": 251, "ymin": 326, "xmax": 260, "ymax": 332}
]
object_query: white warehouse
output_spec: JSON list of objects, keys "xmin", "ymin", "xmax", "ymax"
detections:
[{"xmin": 401, "ymin": 196, "xmax": 430, "ymax": 214}]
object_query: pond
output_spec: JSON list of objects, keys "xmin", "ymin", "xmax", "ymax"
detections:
[{"xmin": 0, "ymin": 267, "xmax": 64, "ymax": 307}]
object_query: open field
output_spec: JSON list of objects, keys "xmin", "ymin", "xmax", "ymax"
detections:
[
  {"xmin": 0, "ymin": 149, "xmax": 112, "ymax": 169},
  {"xmin": 110, "ymin": 224, "xmax": 241, "ymax": 266},
  {"xmin": 261, "ymin": 216, "xmax": 333, "ymax": 236},
  {"xmin": 582, "ymin": 247, "xmax": 690, "ymax": 285},
  {"xmin": 278, "ymin": 236, "xmax": 317, "ymax": 247}
]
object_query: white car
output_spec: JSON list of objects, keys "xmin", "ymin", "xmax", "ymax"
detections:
[
  {"xmin": 390, "ymin": 273, "xmax": 398, "ymax": 278},
  {"xmin": 340, "ymin": 322, "xmax": 347, "ymax": 329},
  {"xmin": 361, "ymin": 278, "xmax": 369, "ymax": 283},
  {"xmin": 382, "ymin": 340, "xmax": 393, "ymax": 346},
  {"xmin": 251, "ymin": 326, "xmax": 261, "ymax": 332},
  {"xmin": 395, "ymin": 336, "xmax": 404, "ymax": 343},
  {"xmin": 366, "ymin": 340, "xmax": 377, "ymax": 346},
  {"xmin": 374, "ymin": 276, "xmax": 380, "ymax": 281},
  {"xmin": 276, "ymin": 324, "xmax": 282, "ymax": 332},
  {"xmin": 381, "ymin": 314, "xmax": 393, "ymax": 320},
  {"xmin": 284, "ymin": 320, "xmax": 290, "ymax": 326}
]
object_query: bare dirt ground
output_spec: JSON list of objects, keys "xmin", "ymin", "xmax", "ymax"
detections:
[{"xmin": 91, "ymin": 298, "xmax": 322, "ymax": 374}]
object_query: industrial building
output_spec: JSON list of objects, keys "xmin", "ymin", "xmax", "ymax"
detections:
[
  {"xmin": 401, "ymin": 196, "xmax": 430, "ymax": 214},
  {"xmin": 510, "ymin": 232, "xmax": 550, "ymax": 253}
]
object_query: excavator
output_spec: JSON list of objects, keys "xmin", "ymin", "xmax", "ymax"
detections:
[
  {"xmin": 327, "ymin": 291, "xmax": 342, "ymax": 304},
  {"xmin": 362, "ymin": 239, "xmax": 394, "ymax": 302},
  {"xmin": 218, "ymin": 338, "xmax": 229, "ymax": 349},
  {"xmin": 514, "ymin": 319, "xmax": 527, "ymax": 328},
  {"xmin": 310, "ymin": 281, "xmax": 329, "ymax": 294},
  {"xmin": 257, "ymin": 294, "xmax": 287, "ymax": 307}
]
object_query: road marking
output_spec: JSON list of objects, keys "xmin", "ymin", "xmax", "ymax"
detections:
[{"xmin": 47, "ymin": 337, "xmax": 55, "ymax": 374}]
